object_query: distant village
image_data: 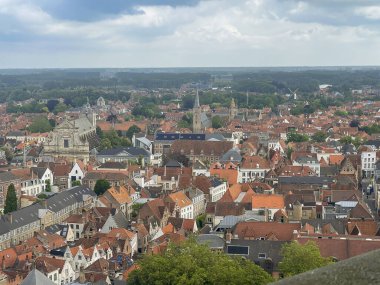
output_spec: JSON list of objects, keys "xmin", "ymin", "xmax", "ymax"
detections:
[{"xmin": 1, "ymin": 82, "xmax": 380, "ymax": 285}]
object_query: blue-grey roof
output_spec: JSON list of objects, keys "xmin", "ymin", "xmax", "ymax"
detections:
[
  {"xmin": 0, "ymin": 186, "xmax": 96, "ymax": 236},
  {"xmin": 205, "ymin": 134, "xmax": 226, "ymax": 141},
  {"xmin": 220, "ymin": 148, "xmax": 242, "ymax": 163},
  {"xmin": 365, "ymin": 140, "xmax": 380, "ymax": 149},
  {"xmin": 197, "ymin": 234, "xmax": 225, "ymax": 249},
  {"xmin": 98, "ymin": 147, "xmax": 150, "ymax": 157},
  {"xmin": 155, "ymin": 133, "xmax": 205, "ymax": 141},
  {"xmin": 210, "ymin": 177, "xmax": 224, "ymax": 187},
  {"xmin": 279, "ymin": 176, "xmax": 334, "ymax": 185},
  {"xmin": 295, "ymin": 156, "xmax": 319, "ymax": 164},
  {"xmin": 0, "ymin": 171, "xmax": 19, "ymax": 182}
]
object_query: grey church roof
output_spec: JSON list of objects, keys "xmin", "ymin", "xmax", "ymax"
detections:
[
  {"xmin": 21, "ymin": 269, "xmax": 55, "ymax": 285},
  {"xmin": 73, "ymin": 116, "xmax": 93, "ymax": 134}
]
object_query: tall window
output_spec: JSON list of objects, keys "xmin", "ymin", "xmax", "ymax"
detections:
[{"xmin": 64, "ymin": 139, "xmax": 69, "ymax": 148}]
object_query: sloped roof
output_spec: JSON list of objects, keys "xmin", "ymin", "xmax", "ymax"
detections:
[
  {"xmin": 21, "ymin": 269, "xmax": 55, "ymax": 285},
  {"xmin": 252, "ymin": 194, "xmax": 285, "ymax": 209}
]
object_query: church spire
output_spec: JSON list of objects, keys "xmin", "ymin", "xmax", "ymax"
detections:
[{"xmin": 194, "ymin": 89, "xmax": 200, "ymax": 109}]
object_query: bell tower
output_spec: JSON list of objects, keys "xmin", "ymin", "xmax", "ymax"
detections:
[
  {"xmin": 229, "ymin": 98, "xmax": 238, "ymax": 121},
  {"xmin": 192, "ymin": 90, "xmax": 202, "ymax": 133}
]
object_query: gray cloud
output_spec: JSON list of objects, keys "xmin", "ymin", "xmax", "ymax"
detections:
[{"xmin": 0, "ymin": 0, "xmax": 379, "ymax": 67}]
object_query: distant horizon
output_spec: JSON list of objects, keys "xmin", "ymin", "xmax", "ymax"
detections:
[{"xmin": 1, "ymin": 65, "xmax": 380, "ymax": 72}]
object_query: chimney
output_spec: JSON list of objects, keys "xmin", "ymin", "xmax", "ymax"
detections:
[
  {"xmin": 79, "ymin": 266, "xmax": 86, "ymax": 283},
  {"xmin": 40, "ymin": 200, "xmax": 47, "ymax": 209},
  {"xmin": 225, "ymin": 230, "xmax": 232, "ymax": 244},
  {"xmin": 7, "ymin": 213, "xmax": 12, "ymax": 224},
  {"xmin": 292, "ymin": 230, "xmax": 299, "ymax": 240}
]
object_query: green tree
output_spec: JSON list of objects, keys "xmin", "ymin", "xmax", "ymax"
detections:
[
  {"xmin": 53, "ymin": 102, "xmax": 68, "ymax": 114},
  {"xmin": 28, "ymin": 117, "xmax": 53, "ymax": 133},
  {"xmin": 45, "ymin": 179, "xmax": 52, "ymax": 192},
  {"xmin": 286, "ymin": 132, "xmax": 309, "ymax": 143},
  {"xmin": 1, "ymin": 147, "xmax": 13, "ymax": 163},
  {"xmin": 72, "ymin": 180, "xmax": 81, "ymax": 186},
  {"xmin": 279, "ymin": 241, "xmax": 332, "ymax": 277},
  {"xmin": 94, "ymin": 179, "xmax": 111, "ymax": 196},
  {"xmin": 99, "ymin": 138, "xmax": 112, "ymax": 151},
  {"xmin": 4, "ymin": 184, "xmax": 17, "ymax": 214},
  {"xmin": 212, "ymin": 115, "xmax": 223, "ymax": 129},
  {"xmin": 128, "ymin": 239, "xmax": 273, "ymax": 285},
  {"xmin": 334, "ymin": 110, "xmax": 348, "ymax": 117},
  {"xmin": 131, "ymin": 203, "xmax": 144, "ymax": 218},
  {"xmin": 126, "ymin": 125, "xmax": 142, "ymax": 140},
  {"xmin": 286, "ymin": 147, "xmax": 293, "ymax": 160},
  {"xmin": 311, "ymin": 131, "xmax": 327, "ymax": 143},
  {"xmin": 340, "ymin": 136, "xmax": 353, "ymax": 145},
  {"xmin": 96, "ymin": 126, "xmax": 104, "ymax": 139}
]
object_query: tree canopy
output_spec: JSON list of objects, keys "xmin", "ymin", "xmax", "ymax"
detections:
[
  {"xmin": 28, "ymin": 116, "xmax": 53, "ymax": 133},
  {"xmin": 98, "ymin": 130, "xmax": 131, "ymax": 151},
  {"xmin": 311, "ymin": 131, "xmax": 327, "ymax": 143},
  {"xmin": 4, "ymin": 183, "xmax": 17, "ymax": 214},
  {"xmin": 128, "ymin": 239, "xmax": 273, "ymax": 285},
  {"xmin": 126, "ymin": 125, "xmax": 142, "ymax": 140},
  {"xmin": 212, "ymin": 115, "xmax": 223, "ymax": 129},
  {"xmin": 279, "ymin": 241, "xmax": 332, "ymax": 277},
  {"xmin": 286, "ymin": 132, "xmax": 309, "ymax": 143},
  {"xmin": 94, "ymin": 179, "xmax": 111, "ymax": 196}
]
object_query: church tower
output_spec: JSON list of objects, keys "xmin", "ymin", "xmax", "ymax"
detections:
[
  {"xmin": 229, "ymin": 98, "xmax": 238, "ymax": 121},
  {"xmin": 193, "ymin": 90, "xmax": 202, "ymax": 133}
]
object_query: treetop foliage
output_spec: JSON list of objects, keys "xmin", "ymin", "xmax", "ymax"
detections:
[
  {"xmin": 279, "ymin": 241, "xmax": 332, "ymax": 277},
  {"xmin": 128, "ymin": 238, "xmax": 273, "ymax": 285}
]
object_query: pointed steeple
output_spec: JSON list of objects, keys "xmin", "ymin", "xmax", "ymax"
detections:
[{"xmin": 194, "ymin": 89, "xmax": 200, "ymax": 109}]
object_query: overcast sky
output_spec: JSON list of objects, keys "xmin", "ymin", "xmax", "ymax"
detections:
[{"xmin": 0, "ymin": 0, "xmax": 380, "ymax": 68}]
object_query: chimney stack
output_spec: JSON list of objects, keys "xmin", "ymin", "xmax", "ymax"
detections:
[
  {"xmin": 225, "ymin": 230, "xmax": 232, "ymax": 244},
  {"xmin": 7, "ymin": 213, "xmax": 12, "ymax": 224}
]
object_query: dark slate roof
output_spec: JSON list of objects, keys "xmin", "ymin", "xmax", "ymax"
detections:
[
  {"xmin": 98, "ymin": 147, "xmax": 150, "ymax": 157},
  {"xmin": 31, "ymin": 167, "xmax": 48, "ymax": 179},
  {"xmin": 197, "ymin": 234, "xmax": 225, "ymax": 249},
  {"xmin": 273, "ymin": 249, "xmax": 380, "ymax": 285},
  {"xmin": 341, "ymin": 144, "xmax": 356, "ymax": 154},
  {"xmin": 165, "ymin": 160, "xmax": 183, "ymax": 168},
  {"xmin": 210, "ymin": 177, "xmax": 224, "ymax": 188},
  {"xmin": 155, "ymin": 133, "xmax": 205, "ymax": 141},
  {"xmin": 220, "ymin": 148, "xmax": 242, "ymax": 163},
  {"xmin": 7, "ymin": 131, "xmax": 25, "ymax": 137},
  {"xmin": 365, "ymin": 140, "xmax": 380, "ymax": 149},
  {"xmin": 279, "ymin": 176, "xmax": 334, "ymax": 185},
  {"xmin": 227, "ymin": 239, "xmax": 287, "ymax": 271},
  {"xmin": 0, "ymin": 171, "xmax": 19, "ymax": 182},
  {"xmin": 320, "ymin": 166, "xmax": 339, "ymax": 177},
  {"xmin": 0, "ymin": 186, "xmax": 96, "ymax": 236},
  {"xmin": 112, "ymin": 211, "xmax": 129, "ymax": 228},
  {"xmin": 98, "ymin": 161, "xmax": 127, "ymax": 169}
]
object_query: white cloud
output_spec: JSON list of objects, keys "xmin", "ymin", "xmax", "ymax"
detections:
[
  {"xmin": 0, "ymin": 0, "xmax": 379, "ymax": 67},
  {"xmin": 355, "ymin": 5, "xmax": 380, "ymax": 20}
]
